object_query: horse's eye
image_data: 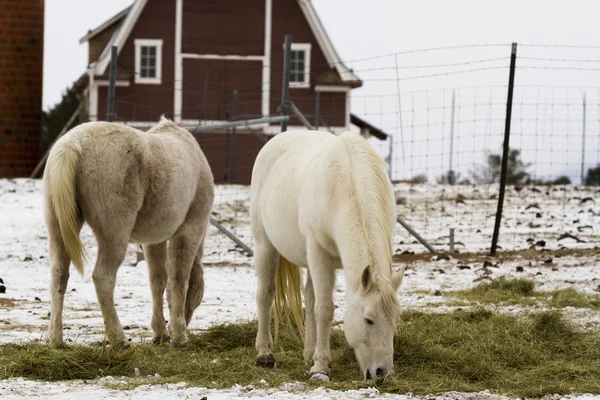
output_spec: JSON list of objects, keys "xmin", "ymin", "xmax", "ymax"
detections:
[{"xmin": 365, "ymin": 318, "xmax": 374, "ymax": 325}]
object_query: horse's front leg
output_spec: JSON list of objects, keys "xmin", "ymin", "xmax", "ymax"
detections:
[
  {"xmin": 166, "ymin": 235, "xmax": 199, "ymax": 347},
  {"xmin": 307, "ymin": 242, "xmax": 336, "ymax": 379}
]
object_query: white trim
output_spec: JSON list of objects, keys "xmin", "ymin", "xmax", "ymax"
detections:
[
  {"xmin": 297, "ymin": 0, "xmax": 360, "ymax": 83},
  {"xmin": 88, "ymin": 71, "xmax": 98, "ymax": 122},
  {"xmin": 286, "ymin": 43, "xmax": 311, "ymax": 89},
  {"xmin": 314, "ymin": 85, "xmax": 351, "ymax": 93},
  {"xmin": 134, "ymin": 39, "xmax": 163, "ymax": 85},
  {"xmin": 96, "ymin": 80, "xmax": 131, "ymax": 87},
  {"xmin": 174, "ymin": 0, "xmax": 183, "ymax": 123},
  {"xmin": 95, "ymin": 0, "xmax": 148, "ymax": 75},
  {"xmin": 262, "ymin": 0, "xmax": 272, "ymax": 118},
  {"xmin": 181, "ymin": 53, "xmax": 264, "ymax": 61},
  {"xmin": 345, "ymin": 91, "xmax": 351, "ymax": 129}
]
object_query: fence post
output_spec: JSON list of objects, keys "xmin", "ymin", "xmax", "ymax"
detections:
[
  {"xmin": 581, "ymin": 92, "xmax": 587, "ymax": 185},
  {"xmin": 281, "ymin": 35, "xmax": 292, "ymax": 132},
  {"xmin": 449, "ymin": 89, "xmax": 456, "ymax": 184},
  {"xmin": 490, "ymin": 42, "xmax": 518, "ymax": 257},
  {"xmin": 314, "ymin": 89, "xmax": 320, "ymax": 130},
  {"xmin": 230, "ymin": 89, "xmax": 238, "ymax": 184},
  {"xmin": 106, "ymin": 45, "xmax": 118, "ymax": 122}
]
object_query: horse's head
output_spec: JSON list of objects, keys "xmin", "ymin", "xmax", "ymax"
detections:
[{"xmin": 343, "ymin": 265, "xmax": 404, "ymax": 380}]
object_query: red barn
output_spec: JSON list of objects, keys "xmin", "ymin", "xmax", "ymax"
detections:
[{"xmin": 79, "ymin": 0, "xmax": 387, "ymax": 183}]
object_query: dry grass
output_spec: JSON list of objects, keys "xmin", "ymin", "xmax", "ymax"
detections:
[
  {"xmin": 452, "ymin": 277, "xmax": 600, "ymax": 309},
  {"xmin": 0, "ymin": 298, "xmax": 18, "ymax": 308},
  {"xmin": 393, "ymin": 247, "xmax": 600, "ymax": 265},
  {"xmin": 2, "ymin": 310, "xmax": 600, "ymax": 397}
]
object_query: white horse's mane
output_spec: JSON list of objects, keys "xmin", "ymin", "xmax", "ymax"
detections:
[{"xmin": 343, "ymin": 134, "xmax": 399, "ymax": 321}]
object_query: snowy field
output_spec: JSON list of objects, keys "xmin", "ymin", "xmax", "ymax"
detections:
[{"xmin": 1, "ymin": 178, "xmax": 600, "ymax": 399}]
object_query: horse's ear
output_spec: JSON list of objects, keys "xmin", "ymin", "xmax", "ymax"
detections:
[
  {"xmin": 392, "ymin": 266, "xmax": 406, "ymax": 292},
  {"xmin": 361, "ymin": 265, "xmax": 372, "ymax": 290}
]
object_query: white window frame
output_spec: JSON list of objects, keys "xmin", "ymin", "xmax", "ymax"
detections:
[
  {"xmin": 135, "ymin": 39, "xmax": 163, "ymax": 85},
  {"xmin": 285, "ymin": 43, "xmax": 311, "ymax": 88}
]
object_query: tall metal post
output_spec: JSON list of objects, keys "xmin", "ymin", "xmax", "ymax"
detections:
[
  {"xmin": 581, "ymin": 92, "xmax": 587, "ymax": 185},
  {"xmin": 314, "ymin": 89, "xmax": 321, "ymax": 130},
  {"xmin": 490, "ymin": 43, "xmax": 518, "ymax": 256},
  {"xmin": 230, "ymin": 89, "xmax": 238, "ymax": 183},
  {"xmin": 280, "ymin": 35, "xmax": 292, "ymax": 132},
  {"xmin": 449, "ymin": 89, "xmax": 456, "ymax": 184},
  {"xmin": 106, "ymin": 46, "xmax": 118, "ymax": 122}
]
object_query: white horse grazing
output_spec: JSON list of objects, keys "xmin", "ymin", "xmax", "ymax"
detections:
[
  {"xmin": 44, "ymin": 117, "xmax": 214, "ymax": 348},
  {"xmin": 250, "ymin": 130, "xmax": 405, "ymax": 380}
]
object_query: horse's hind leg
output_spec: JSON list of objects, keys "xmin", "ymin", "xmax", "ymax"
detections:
[
  {"xmin": 303, "ymin": 270, "xmax": 317, "ymax": 367},
  {"xmin": 46, "ymin": 204, "xmax": 82, "ymax": 348},
  {"xmin": 185, "ymin": 245, "xmax": 205, "ymax": 326},
  {"xmin": 166, "ymin": 235, "xmax": 199, "ymax": 347},
  {"xmin": 92, "ymin": 236, "xmax": 129, "ymax": 348},
  {"xmin": 254, "ymin": 239, "xmax": 279, "ymax": 367},
  {"xmin": 143, "ymin": 242, "xmax": 170, "ymax": 344}
]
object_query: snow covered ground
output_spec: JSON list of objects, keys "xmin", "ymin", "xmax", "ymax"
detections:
[{"xmin": 1, "ymin": 178, "xmax": 599, "ymax": 399}]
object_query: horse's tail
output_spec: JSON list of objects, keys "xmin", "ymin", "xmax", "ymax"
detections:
[
  {"xmin": 45, "ymin": 138, "xmax": 87, "ymax": 276},
  {"xmin": 273, "ymin": 256, "xmax": 305, "ymax": 342}
]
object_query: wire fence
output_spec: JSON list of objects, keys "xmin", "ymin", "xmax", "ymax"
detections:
[{"xmin": 100, "ymin": 41, "xmax": 600, "ymax": 263}]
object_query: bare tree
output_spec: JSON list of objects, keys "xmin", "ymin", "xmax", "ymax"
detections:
[{"xmin": 471, "ymin": 148, "xmax": 531, "ymax": 185}]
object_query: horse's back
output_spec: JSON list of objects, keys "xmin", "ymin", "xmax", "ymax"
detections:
[
  {"xmin": 250, "ymin": 131, "xmax": 346, "ymax": 266},
  {"xmin": 57, "ymin": 121, "xmax": 212, "ymax": 244}
]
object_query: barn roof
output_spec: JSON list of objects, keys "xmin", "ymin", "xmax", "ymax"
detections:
[{"xmin": 78, "ymin": 6, "xmax": 131, "ymax": 44}]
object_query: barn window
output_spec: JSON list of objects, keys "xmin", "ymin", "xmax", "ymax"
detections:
[
  {"xmin": 288, "ymin": 43, "xmax": 311, "ymax": 88},
  {"xmin": 134, "ymin": 39, "xmax": 163, "ymax": 84}
]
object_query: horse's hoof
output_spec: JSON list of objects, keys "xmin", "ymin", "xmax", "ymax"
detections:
[
  {"xmin": 255, "ymin": 354, "xmax": 275, "ymax": 368},
  {"xmin": 309, "ymin": 372, "xmax": 330, "ymax": 382},
  {"xmin": 170, "ymin": 339, "xmax": 188, "ymax": 348},
  {"xmin": 112, "ymin": 340, "xmax": 130, "ymax": 350},
  {"xmin": 152, "ymin": 335, "xmax": 171, "ymax": 345}
]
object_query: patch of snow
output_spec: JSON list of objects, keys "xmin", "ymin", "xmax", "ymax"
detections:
[{"xmin": 1, "ymin": 179, "xmax": 600, "ymax": 398}]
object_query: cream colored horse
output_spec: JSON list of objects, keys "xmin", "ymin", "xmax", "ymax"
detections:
[
  {"xmin": 250, "ymin": 130, "xmax": 405, "ymax": 380},
  {"xmin": 44, "ymin": 117, "xmax": 214, "ymax": 348}
]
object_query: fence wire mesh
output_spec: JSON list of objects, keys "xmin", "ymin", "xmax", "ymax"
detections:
[{"xmin": 105, "ymin": 42, "xmax": 600, "ymax": 262}]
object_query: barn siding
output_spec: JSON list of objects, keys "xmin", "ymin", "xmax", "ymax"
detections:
[
  {"xmin": 182, "ymin": 0, "xmax": 265, "ymax": 55},
  {"xmin": 270, "ymin": 0, "xmax": 347, "ymax": 127},
  {"xmin": 195, "ymin": 131, "xmax": 269, "ymax": 184},
  {"xmin": 181, "ymin": 59, "xmax": 263, "ymax": 121},
  {"xmin": 96, "ymin": 0, "xmax": 175, "ymax": 121}
]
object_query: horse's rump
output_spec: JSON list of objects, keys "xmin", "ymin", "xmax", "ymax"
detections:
[{"xmin": 44, "ymin": 118, "xmax": 213, "ymax": 270}]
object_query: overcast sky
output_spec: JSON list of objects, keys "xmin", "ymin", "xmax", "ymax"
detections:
[{"xmin": 43, "ymin": 0, "xmax": 600, "ymax": 182}]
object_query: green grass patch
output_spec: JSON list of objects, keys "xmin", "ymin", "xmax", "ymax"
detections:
[
  {"xmin": 452, "ymin": 277, "xmax": 600, "ymax": 309},
  {"xmin": 2, "ymin": 310, "xmax": 600, "ymax": 396}
]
